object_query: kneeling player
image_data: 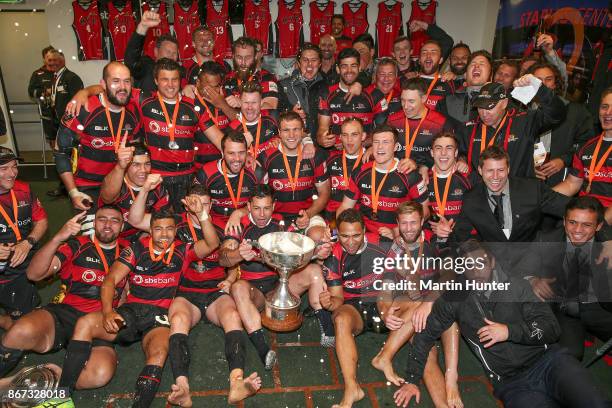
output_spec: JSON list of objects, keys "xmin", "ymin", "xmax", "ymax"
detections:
[
  {"xmin": 0, "ymin": 206, "xmax": 126, "ymax": 389},
  {"xmin": 218, "ymin": 185, "xmax": 334, "ymax": 370},
  {"xmin": 57, "ymin": 207, "xmax": 218, "ymax": 407}
]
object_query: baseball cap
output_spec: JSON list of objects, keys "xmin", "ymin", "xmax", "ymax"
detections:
[
  {"xmin": 472, "ymin": 82, "xmax": 508, "ymax": 110},
  {"xmin": 0, "ymin": 147, "xmax": 18, "ymax": 165}
]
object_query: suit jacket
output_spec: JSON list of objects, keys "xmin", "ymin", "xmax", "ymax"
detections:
[{"xmin": 53, "ymin": 69, "xmax": 83, "ymax": 124}]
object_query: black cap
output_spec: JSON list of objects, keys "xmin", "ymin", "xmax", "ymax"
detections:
[
  {"xmin": 0, "ymin": 147, "xmax": 18, "ymax": 165},
  {"xmin": 473, "ymin": 82, "xmax": 508, "ymax": 110}
]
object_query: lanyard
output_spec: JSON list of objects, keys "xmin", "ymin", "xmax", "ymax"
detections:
[
  {"xmin": 241, "ymin": 116, "xmax": 262, "ymax": 157},
  {"xmin": 0, "ymin": 190, "xmax": 21, "ymax": 241},
  {"xmin": 186, "ymin": 215, "xmax": 205, "ymax": 271},
  {"xmin": 432, "ymin": 170, "xmax": 453, "ymax": 217},
  {"xmin": 424, "ymin": 72, "xmax": 439, "ymax": 101},
  {"xmin": 281, "ymin": 145, "xmax": 303, "ymax": 192},
  {"xmin": 404, "ymin": 110, "xmax": 429, "ymax": 159},
  {"xmin": 342, "ymin": 149, "xmax": 364, "ymax": 188},
  {"xmin": 148, "ymin": 238, "xmax": 175, "ymax": 265},
  {"xmin": 104, "ymin": 96, "xmax": 125, "ymax": 153},
  {"xmin": 385, "ymin": 89, "xmax": 394, "ymax": 105},
  {"xmin": 124, "ymin": 177, "xmax": 137, "ymax": 201},
  {"xmin": 157, "ymin": 94, "xmax": 180, "ymax": 144},
  {"xmin": 370, "ymin": 161, "xmax": 393, "ymax": 216},
  {"xmin": 221, "ymin": 161, "xmax": 245, "ymax": 209},
  {"xmin": 480, "ymin": 112, "xmax": 509, "ymax": 153},
  {"xmin": 93, "ymin": 237, "xmax": 120, "ymax": 274},
  {"xmin": 467, "ymin": 115, "xmax": 513, "ymax": 171},
  {"xmin": 195, "ymin": 90, "xmax": 219, "ymax": 127},
  {"xmin": 586, "ymin": 133, "xmax": 612, "ymax": 193}
]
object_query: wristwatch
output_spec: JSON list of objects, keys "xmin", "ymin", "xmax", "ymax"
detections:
[{"xmin": 26, "ymin": 237, "xmax": 37, "ymax": 246}]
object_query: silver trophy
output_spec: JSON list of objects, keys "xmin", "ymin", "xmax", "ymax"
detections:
[
  {"xmin": 1, "ymin": 365, "xmax": 60, "ymax": 407},
  {"xmin": 256, "ymin": 232, "xmax": 315, "ymax": 332}
]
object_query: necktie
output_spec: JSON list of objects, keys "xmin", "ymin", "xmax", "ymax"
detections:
[
  {"xmin": 492, "ymin": 193, "xmax": 504, "ymax": 228},
  {"xmin": 566, "ymin": 247, "xmax": 581, "ymax": 299}
]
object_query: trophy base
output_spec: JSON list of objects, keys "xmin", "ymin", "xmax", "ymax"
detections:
[{"xmin": 262, "ymin": 304, "xmax": 303, "ymax": 332}]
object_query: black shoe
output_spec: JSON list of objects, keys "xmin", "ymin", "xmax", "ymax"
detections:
[{"xmin": 46, "ymin": 188, "xmax": 66, "ymax": 197}]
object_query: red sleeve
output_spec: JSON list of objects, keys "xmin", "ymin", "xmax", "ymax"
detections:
[
  {"xmin": 30, "ymin": 190, "xmax": 47, "ymax": 221},
  {"xmin": 318, "ymin": 88, "xmax": 330, "ymax": 116},
  {"xmin": 197, "ymin": 106, "xmax": 215, "ymax": 132},
  {"xmin": 569, "ymin": 152, "xmax": 585, "ymax": 179},
  {"xmin": 344, "ymin": 171, "xmax": 362, "ymax": 202},
  {"xmin": 117, "ymin": 246, "xmax": 137, "ymax": 271},
  {"xmin": 152, "ymin": 187, "xmax": 170, "ymax": 211},
  {"xmin": 407, "ymin": 172, "xmax": 429, "ymax": 203},
  {"xmin": 55, "ymin": 239, "xmax": 80, "ymax": 280},
  {"xmin": 314, "ymin": 151, "xmax": 329, "ymax": 184},
  {"xmin": 369, "ymin": 89, "xmax": 388, "ymax": 115}
]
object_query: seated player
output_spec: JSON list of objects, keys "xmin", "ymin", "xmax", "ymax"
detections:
[
  {"xmin": 218, "ymin": 185, "xmax": 334, "ymax": 369},
  {"xmin": 318, "ymin": 209, "xmax": 391, "ymax": 408},
  {"xmin": 0, "ymin": 206, "xmax": 126, "ymax": 390},
  {"xmin": 57, "ymin": 205, "xmax": 218, "ymax": 407},
  {"xmin": 372, "ymin": 202, "xmax": 463, "ymax": 408},
  {"xmin": 336, "ymin": 124, "xmax": 429, "ymax": 239},
  {"xmin": 0, "ymin": 147, "xmax": 48, "ymax": 330},
  {"xmin": 99, "ymin": 139, "xmax": 170, "ymax": 242},
  {"xmin": 257, "ymin": 111, "xmax": 330, "ymax": 242}
]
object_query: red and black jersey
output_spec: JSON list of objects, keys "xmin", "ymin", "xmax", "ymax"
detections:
[
  {"xmin": 206, "ymin": 0, "xmax": 233, "ymax": 60},
  {"xmin": 426, "ymin": 170, "xmax": 471, "ymax": 221},
  {"xmin": 257, "ymin": 145, "xmax": 329, "ymax": 221},
  {"xmin": 176, "ymin": 213, "xmax": 225, "ymax": 294},
  {"xmin": 244, "ymin": 0, "xmax": 273, "ymax": 55},
  {"xmin": 319, "ymin": 83, "xmax": 388, "ymax": 149},
  {"xmin": 142, "ymin": 2, "xmax": 171, "ymax": 60},
  {"xmin": 386, "ymin": 108, "xmax": 455, "ymax": 168},
  {"xmin": 408, "ymin": 0, "xmax": 437, "ymax": 58},
  {"xmin": 99, "ymin": 181, "xmax": 170, "ymax": 241},
  {"xmin": 55, "ymin": 236, "xmax": 129, "ymax": 313},
  {"xmin": 275, "ymin": 0, "xmax": 304, "ymax": 58},
  {"xmin": 194, "ymin": 159, "xmax": 258, "ymax": 229},
  {"xmin": 326, "ymin": 149, "xmax": 365, "ymax": 214},
  {"xmin": 376, "ymin": 1, "xmax": 403, "ymax": 58},
  {"xmin": 72, "ymin": 1, "xmax": 105, "ymax": 61},
  {"xmin": 223, "ymin": 69, "xmax": 279, "ymax": 100},
  {"xmin": 323, "ymin": 233, "xmax": 390, "ymax": 300},
  {"xmin": 342, "ymin": 1, "xmax": 369, "ymax": 40},
  {"xmin": 335, "ymin": 35, "xmax": 353, "ymax": 56},
  {"xmin": 117, "ymin": 235, "xmax": 196, "ymax": 309},
  {"xmin": 191, "ymin": 94, "xmax": 229, "ymax": 168},
  {"xmin": 420, "ymin": 75, "xmax": 453, "ymax": 110},
  {"xmin": 309, "ymin": 1, "xmax": 335, "ymax": 45},
  {"xmin": 366, "ymin": 83, "xmax": 402, "ymax": 115},
  {"xmin": 224, "ymin": 214, "xmax": 285, "ymax": 281},
  {"xmin": 173, "ymin": 1, "xmax": 201, "ymax": 61},
  {"xmin": 0, "ymin": 181, "xmax": 47, "ymax": 282},
  {"xmin": 345, "ymin": 160, "xmax": 428, "ymax": 233},
  {"xmin": 569, "ymin": 135, "xmax": 612, "ymax": 208},
  {"xmin": 60, "ymin": 94, "xmax": 141, "ymax": 187},
  {"xmin": 227, "ymin": 113, "xmax": 279, "ymax": 157},
  {"xmin": 139, "ymin": 94, "xmax": 214, "ymax": 176},
  {"xmin": 107, "ymin": 1, "xmax": 136, "ymax": 62}
]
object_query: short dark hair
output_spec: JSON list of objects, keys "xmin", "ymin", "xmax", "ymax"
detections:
[
  {"xmin": 393, "ymin": 36, "xmax": 411, "ymax": 47},
  {"xmin": 239, "ymin": 80, "xmax": 263, "ymax": 95},
  {"xmin": 197, "ymin": 60, "xmax": 226, "ymax": 81},
  {"xmin": 221, "ymin": 129, "xmax": 248, "ymax": 151},
  {"xmin": 468, "ymin": 50, "xmax": 493, "ymax": 68},
  {"xmin": 432, "ymin": 131, "xmax": 458, "ymax": 148},
  {"xmin": 297, "ymin": 43, "xmax": 322, "ymax": 62},
  {"xmin": 232, "ymin": 36, "xmax": 256, "ymax": 54},
  {"xmin": 336, "ymin": 208, "xmax": 364, "ymax": 229},
  {"xmin": 131, "ymin": 143, "xmax": 149, "ymax": 156},
  {"xmin": 42, "ymin": 45, "xmax": 55, "ymax": 59},
  {"xmin": 451, "ymin": 42, "xmax": 471, "ymax": 55},
  {"xmin": 372, "ymin": 123, "xmax": 398, "ymax": 144},
  {"xmin": 341, "ymin": 117, "xmax": 364, "ymax": 131},
  {"xmin": 527, "ymin": 61, "xmax": 565, "ymax": 95},
  {"xmin": 154, "ymin": 58, "xmax": 181, "ymax": 78},
  {"xmin": 337, "ymin": 47, "xmax": 360, "ymax": 64},
  {"xmin": 331, "ymin": 14, "xmax": 345, "ymax": 24},
  {"xmin": 479, "ymin": 145, "xmax": 509, "ymax": 168},
  {"xmin": 150, "ymin": 209, "xmax": 176, "ymax": 226},
  {"xmin": 155, "ymin": 34, "xmax": 178, "ymax": 49},
  {"xmin": 375, "ymin": 57, "xmax": 398, "ymax": 76},
  {"xmin": 251, "ymin": 184, "xmax": 275, "ymax": 201},
  {"xmin": 494, "ymin": 58, "xmax": 520, "ymax": 77},
  {"xmin": 565, "ymin": 196, "xmax": 605, "ymax": 224},
  {"xmin": 96, "ymin": 204, "xmax": 123, "ymax": 216},
  {"xmin": 401, "ymin": 77, "xmax": 427, "ymax": 95},
  {"xmin": 188, "ymin": 184, "xmax": 211, "ymax": 197},
  {"xmin": 192, "ymin": 26, "xmax": 213, "ymax": 41},
  {"xmin": 601, "ymin": 85, "xmax": 612, "ymax": 102},
  {"xmin": 353, "ymin": 33, "xmax": 374, "ymax": 50},
  {"xmin": 279, "ymin": 111, "xmax": 304, "ymax": 128}
]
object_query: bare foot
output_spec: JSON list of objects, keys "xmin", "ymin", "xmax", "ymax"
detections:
[
  {"xmin": 331, "ymin": 384, "xmax": 365, "ymax": 408},
  {"xmin": 167, "ymin": 378, "xmax": 192, "ymax": 407},
  {"xmin": 372, "ymin": 352, "xmax": 405, "ymax": 386},
  {"xmin": 228, "ymin": 372, "xmax": 262, "ymax": 403},
  {"xmin": 446, "ymin": 381, "xmax": 464, "ymax": 408}
]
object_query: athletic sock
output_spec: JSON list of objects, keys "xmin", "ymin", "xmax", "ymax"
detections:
[
  {"xmin": 0, "ymin": 343, "xmax": 24, "ymax": 377},
  {"xmin": 314, "ymin": 308, "xmax": 334, "ymax": 336},
  {"xmin": 133, "ymin": 364, "xmax": 163, "ymax": 408},
  {"xmin": 58, "ymin": 340, "xmax": 92, "ymax": 394},
  {"xmin": 169, "ymin": 333, "xmax": 190, "ymax": 380},
  {"xmin": 247, "ymin": 329, "xmax": 270, "ymax": 364},
  {"xmin": 224, "ymin": 330, "xmax": 246, "ymax": 372}
]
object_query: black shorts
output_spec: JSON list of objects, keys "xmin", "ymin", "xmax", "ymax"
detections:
[
  {"xmin": 344, "ymin": 298, "xmax": 388, "ymax": 334},
  {"xmin": 175, "ymin": 290, "xmax": 227, "ymax": 323},
  {"xmin": 42, "ymin": 303, "xmax": 114, "ymax": 351},
  {"xmin": 0, "ymin": 275, "xmax": 40, "ymax": 320},
  {"xmin": 114, "ymin": 303, "xmax": 170, "ymax": 345},
  {"xmin": 247, "ymin": 276, "xmax": 278, "ymax": 295}
]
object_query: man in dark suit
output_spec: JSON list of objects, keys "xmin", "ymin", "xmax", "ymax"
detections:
[{"xmin": 519, "ymin": 196, "xmax": 612, "ymax": 361}]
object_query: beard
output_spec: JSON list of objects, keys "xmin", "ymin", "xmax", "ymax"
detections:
[
  {"xmin": 450, "ymin": 64, "xmax": 467, "ymax": 75},
  {"xmin": 234, "ymin": 61, "xmax": 256, "ymax": 81},
  {"xmin": 95, "ymin": 230, "xmax": 120, "ymax": 244},
  {"xmin": 106, "ymin": 89, "xmax": 130, "ymax": 107}
]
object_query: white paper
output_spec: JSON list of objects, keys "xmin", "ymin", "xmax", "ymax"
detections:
[
  {"xmin": 533, "ymin": 141, "xmax": 547, "ymax": 167},
  {"xmin": 511, "ymin": 77, "xmax": 542, "ymax": 105}
]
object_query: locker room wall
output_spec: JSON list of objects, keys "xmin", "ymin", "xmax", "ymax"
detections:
[{"xmin": 0, "ymin": 0, "xmax": 500, "ymax": 90}]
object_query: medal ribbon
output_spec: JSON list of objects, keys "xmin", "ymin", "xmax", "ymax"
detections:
[
  {"xmin": 195, "ymin": 90, "xmax": 219, "ymax": 127},
  {"xmin": 241, "ymin": 116, "xmax": 262, "ymax": 157},
  {"xmin": 186, "ymin": 215, "xmax": 205, "ymax": 271},
  {"xmin": 93, "ymin": 236, "xmax": 120, "ymax": 274},
  {"xmin": 221, "ymin": 161, "xmax": 245, "ymax": 209},
  {"xmin": 281, "ymin": 145, "xmax": 303, "ymax": 192},
  {"xmin": 103, "ymin": 96, "xmax": 125, "ymax": 153},
  {"xmin": 342, "ymin": 149, "xmax": 364, "ymax": 189},
  {"xmin": 432, "ymin": 169, "xmax": 453, "ymax": 217},
  {"xmin": 148, "ymin": 238, "xmax": 175, "ymax": 265},
  {"xmin": 404, "ymin": 110, "xmax": 429, "ymax": 159},
  {"xmin": 480, "ymin": 112, "xmax": 508, "ymax": 153},
  {"xmin": 0, "ymin": 190, "xmax": 22, "ymax": 241},
  {"xmin": 587, "ymin": 133, "xmax": 612, "ymax": 193},
  {"xmin": 370, "ymin": 161, "xmax": 393, "ymax": 218},
  {"xmin": 157, "ymin": 94, "xmax": 180, "ymax": 146}
]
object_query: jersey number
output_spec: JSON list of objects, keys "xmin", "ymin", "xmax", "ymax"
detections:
[
  {"xmin": 215, "ymin": 26, "xmax": 224, "ymax": 35},
  {"xmin": 385, "ymin": 25, "xmax": 393, "ymax": 33},
  {"xmin": 289, "ymin": 23, "xmax": 294, "ymax": 31}
]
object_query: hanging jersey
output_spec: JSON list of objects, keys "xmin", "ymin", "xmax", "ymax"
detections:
[
  {"xmin": 107, "ymin": 1, "xmax": 136, "ymax": 62},
  {"xmin": 173, "ymin": 1, "xmax": 201, "ymax": 61},
  {"xmin": 342, "ymin": 1, "xmax": 369, "ymax": 40},
  {"xmin": 376, "ymin": 2, "xmax": 403, "ymax": 58},
  {"xmin": 244, "ymin": 0, "xmax": 273, "ymax": 55},
  {"xmin": 143, "ymin": 2, "xmax": 171, "ymax": 60},
  {"xmin": 205, "ymin": 0, "xmax": 232, "ymax": 60},
  {"xmin": 408, "ymin": 0, "xmax": 437, "ymax": 58},
  {"xmin": 309, "ymin": 1, "xmax": 335, "ymax": 45},
  {"xmin": 72, "ymin": 1, "xmax": 105, "ymax": 61},
  {"xmin": 275, "ymin": 0, "xmax": 304, "ymax": 58}
]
